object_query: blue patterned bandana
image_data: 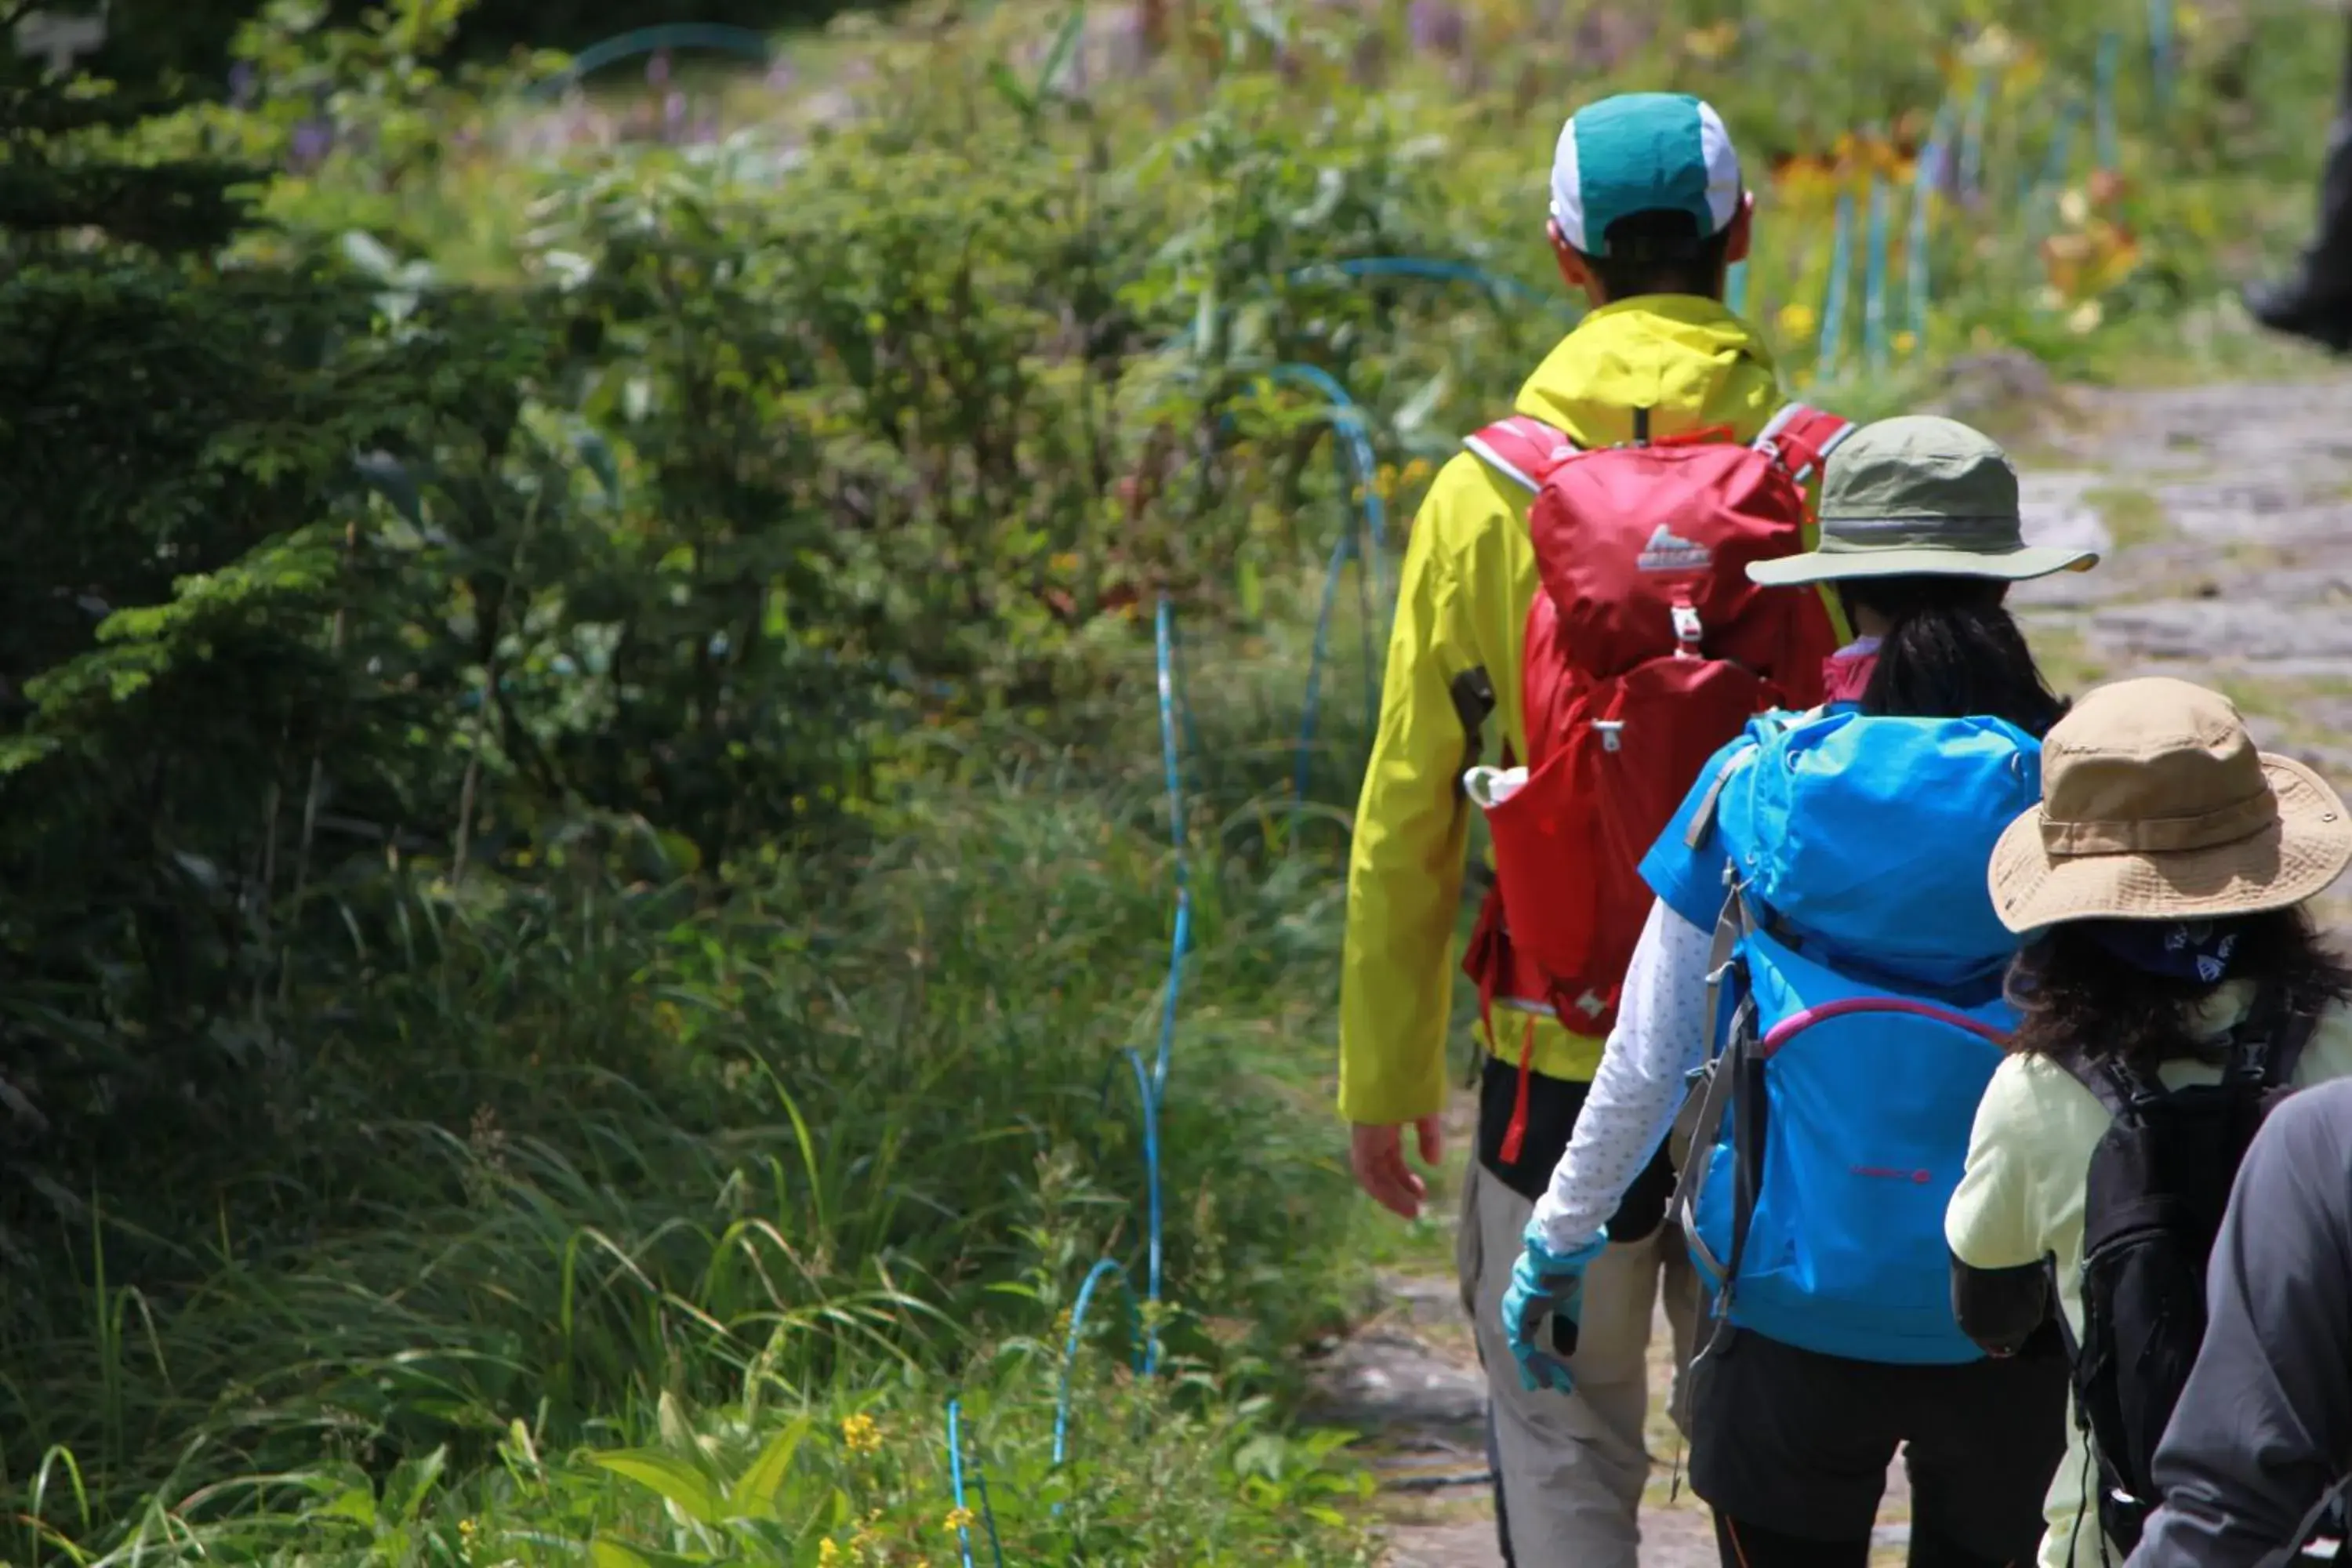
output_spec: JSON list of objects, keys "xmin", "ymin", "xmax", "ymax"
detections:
[{"xmin": 2082, "ymin": 919, "xmax": 2241, "ymax": 984}]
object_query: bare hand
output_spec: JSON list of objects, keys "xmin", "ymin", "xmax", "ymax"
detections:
[{"xmin": 1351, "ymin": 1117, "xmax": 1445, "ymax": 1220}]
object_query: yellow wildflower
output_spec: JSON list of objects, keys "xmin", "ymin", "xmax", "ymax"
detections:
[
  {"xmin": 1893, "ymin": 330, "xmax": 1918, "ymax": 356},
  {"xmin": 1683, "ymin": 20, "xmax": 1737, "ymax": 60},
  {"xmin": 1776, "ymin": 303, "xmax": 1819, "ymax": 341},
  {"xmin": 840, "ymin": 1413, "xmax": 882, "ymax": 1454},
  {"xmin": 943, "ymin": 1507, "xmax": 976, "ymax": 1535},
  {"xmin": 820, "ymin": 1541, "xmax": 843, "ymax": 1566}
]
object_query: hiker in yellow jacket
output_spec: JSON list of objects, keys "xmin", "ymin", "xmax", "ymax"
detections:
[{"xmin": 1338, "ymin": 93, "xmax": 1839, "ymax": 1568}]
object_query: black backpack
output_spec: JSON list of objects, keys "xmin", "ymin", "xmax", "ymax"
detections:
[{"xmin": 2057, "ymin": 986, "xmax": 2321, "ymax": 1558}]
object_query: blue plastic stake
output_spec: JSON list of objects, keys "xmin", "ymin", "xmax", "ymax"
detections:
[
  {"xmin": 1726, "ymin": 259, "xmax": 1749, "ymax": 316},
  {"xmin": 1958, "ymin": 74, "xmax": 1994, "ymax": 201},
  {"xmin": 1907, "ymin": 101, "xmax": 1952, "ymax": 347},
  {"xmin": 2095, "ymin": 31, "xmax": 2122, "ymax": 172},
  {"xmin": 1817, "ymin": 191, "xmax": 1855, "ymax": 382},
  {"xmin": 1863, "ymin": 176, "xmax": 1892, "ymax": 374}
]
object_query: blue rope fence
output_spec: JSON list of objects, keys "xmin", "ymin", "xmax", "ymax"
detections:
[
  {"xmin": 1262, "ymin": 361, "xmax": 1388, "ymax": 805},
  {"xmin": 946, "ymin": 1396, "xmax": 1010, "ymax": 1568},
  {"xmin": 528, "ymin": 23, "xmax": 773, "ymax": 96}
]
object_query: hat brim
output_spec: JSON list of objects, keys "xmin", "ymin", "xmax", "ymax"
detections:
[
  {"xmin": 1748, "ymin": 543, "xmax": 2100, "ymax": 587},
  {"xmin": 1987, "ymin": 754, "xmax": 2352, "ymax": 933}
]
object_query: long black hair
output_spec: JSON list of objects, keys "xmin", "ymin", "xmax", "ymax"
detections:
[
  {"xmin": 1838, "ymin": 575, "xmax": 2068, "ymax": 738},
  {"xmin": 2007, "ymin": 909, "xmax": 2352, "ymax": 1069}
]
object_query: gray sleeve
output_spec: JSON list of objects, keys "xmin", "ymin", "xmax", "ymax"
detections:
[{"xmin": 2130, "ymin": 1080, "xmax": 2352, "ymax": 1568}]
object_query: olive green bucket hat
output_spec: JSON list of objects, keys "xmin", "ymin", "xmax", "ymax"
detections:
[{"xmin": 1748, "ymin": 414, "xmax": 2100, "ymax": 586}]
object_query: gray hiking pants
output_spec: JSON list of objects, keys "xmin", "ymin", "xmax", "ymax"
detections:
[{"xmin": 1457, "ymin": 1160, "xmax": 1700, "ymax": 1568}]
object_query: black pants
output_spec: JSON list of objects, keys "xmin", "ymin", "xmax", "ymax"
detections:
[
  {"xmin": 1690, "ymin": 1327, "xmax": 2069, "ymax": 1567},
  {"xmin": 1712, "ymin": 1512, "xmax": 2023, "ymax": 1568}
]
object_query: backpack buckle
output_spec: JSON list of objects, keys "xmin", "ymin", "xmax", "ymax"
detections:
[
  {"xmin": 1671, "ymin": 604, "xmax": 1704, "ymax": 652},
  {"xmin": 1593, "ymin": 720, "xmax": 1626, "ymax": 753}
]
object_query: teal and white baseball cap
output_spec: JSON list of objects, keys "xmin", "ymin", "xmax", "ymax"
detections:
[{"xmin": 1549, "ymin": 92, "xmax": 1743, "ymax": 256}]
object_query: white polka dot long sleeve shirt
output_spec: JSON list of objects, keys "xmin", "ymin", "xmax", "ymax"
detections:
[{"xmin": 1527, "ymin": 896, "xmax": 1717, "ymax": 1255}]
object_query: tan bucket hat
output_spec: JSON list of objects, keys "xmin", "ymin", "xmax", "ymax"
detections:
[{"xmin": 1989, "ymin": 677, "xmax": 2352, "ymax": 932}]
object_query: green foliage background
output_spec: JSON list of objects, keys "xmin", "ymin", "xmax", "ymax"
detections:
[{"xmin": 0, "ymin": 0, "xmax": 2336, "ymax": 1560}]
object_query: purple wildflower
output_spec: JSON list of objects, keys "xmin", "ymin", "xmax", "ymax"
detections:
[
  {"xmin": 1409, "ymin": 0, "xmax": 1465, "ymax": 56},
  {"xmin": 646, "ymin": 48, "xmax": 671, "ymax": 87},
  {"xmin": 289, "ymin": 117, "xmax": 335, "ymax": 172},
  {"xmin": 227, "ymin": 61, "xmax": 256, "ymax": 108}
]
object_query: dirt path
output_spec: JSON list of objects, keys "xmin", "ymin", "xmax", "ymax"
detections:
[{"xmin": 1314, "ymin": 367, "xmax": 2352, "ymax": 1566}]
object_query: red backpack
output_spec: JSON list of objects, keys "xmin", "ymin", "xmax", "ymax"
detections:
[{"xmin": 1460, "ymin": 401, "xmax": 1853, "ymax": 1161}]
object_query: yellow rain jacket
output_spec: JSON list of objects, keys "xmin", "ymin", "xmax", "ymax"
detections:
[{"xmin": 1338, "ymin": 296, "xmax": 1842, "ymax": 1127}]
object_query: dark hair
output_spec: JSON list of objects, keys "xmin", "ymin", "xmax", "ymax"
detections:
[
  {"xmin": 2007, "ymin": 909, "xmax": 2352, "ymax": 1069},
  {"xmin": 1577, "ymin": 210, "xmax": 1733, "ymax": 301},
  {"xmin": 1837, "ymin": 575, "xmax": 2068, "ymax": 738}
]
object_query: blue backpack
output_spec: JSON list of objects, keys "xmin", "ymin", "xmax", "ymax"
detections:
[{"xmin": 1670, "ymin": 710, "xmax": 2043, "ymax": 1365}]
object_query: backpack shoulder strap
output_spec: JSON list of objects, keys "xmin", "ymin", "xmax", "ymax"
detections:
[
  {"xmin": 2274, "ymin": 1003, "xmax": 2322, "ymax": 1085},
  {"xmin": 1755, "ymin": 401, "xmax": 1856, "ymax": 485},
  {"xmin": 1463, "ymin": 415, "xmax": 1580, "ymax": 494},
  {"xmin": 1669, "ymin": 885, "xmax": 1757, "ymax": 1279},
  {"xmin": 2223, "ymin": 984, "xmax": 2324, "ymax": 1087},
  {"xmin": 1680, "ymin": 716, "xmax": 1796, "ymax": 851},
  {"xmin": 2053, "ymin": 1048, "xmax": 2148, "ymax": 1121}
]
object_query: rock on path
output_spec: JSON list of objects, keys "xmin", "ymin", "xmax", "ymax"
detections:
[
  {"xmin": 1321, "ymin": 370, "xmax": 2352, "ymax": 1566},
  {"xmin": 2016, "ymin": 372, "xmax": 2352, "ymax": 892}
]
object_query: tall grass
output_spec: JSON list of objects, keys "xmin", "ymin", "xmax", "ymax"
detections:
[{"xmin": 2, "ymin": 578, "xmax": 1396, "ymax": 1562}]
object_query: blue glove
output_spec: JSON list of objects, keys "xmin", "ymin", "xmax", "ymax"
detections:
[{"xmin": 1500, "ymin": 1222, "xmax": 1606, "ymax": 1394}]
